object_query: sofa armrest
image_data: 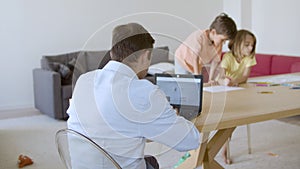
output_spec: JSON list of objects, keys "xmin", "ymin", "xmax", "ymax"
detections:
[{"xmin": 33, "ymin": 68, "xmax": 63, "ymax": 118}]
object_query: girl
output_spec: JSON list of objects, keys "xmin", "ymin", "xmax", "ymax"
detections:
[
  {"xmin": 217, "ymin": 29, "xmax": 257, "ymax": 87},
  {"xmin": 218, "ymin": 29, "xmax": 257, "ymax": 164}
]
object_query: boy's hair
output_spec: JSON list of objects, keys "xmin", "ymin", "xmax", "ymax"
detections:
[
  {"xmin": 228, "ymin": 29, "xmax": 257, "ymax": 58},
  {"xmin": 210, "ymin": 13, "xmax": 237, "ymax": 40},
  {"xmin": 111, "ymin": 23, "xmax": 155, "ymax": 62}
]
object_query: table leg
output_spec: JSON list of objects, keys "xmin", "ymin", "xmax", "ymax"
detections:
[
  {"xmin": 175, "ymin": 127, "xmax": 235, "ymax": 169},
  {"xmin": 203, "ymin": 159, "xmax": 224, "ymax": 169},
  {"xmin": 202, "ymin": 127, "xmax": 236, "ymax": 169},
  {"xmin": 196, "ymin": 132, "xmax": 210, "ymax": 166}
]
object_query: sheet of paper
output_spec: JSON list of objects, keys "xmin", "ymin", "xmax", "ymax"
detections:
[
  {"xmin": 203, "ymin": 86, "xmax": 244, "ymax": 93},
  {"xmin": 248, "ymin": 74, "xmax": 300, "ymax": 84}
]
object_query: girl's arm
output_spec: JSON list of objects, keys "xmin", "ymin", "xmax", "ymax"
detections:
[
  {"xmin": 219, "ymin": 67, "xmax": 251, "ymax": 86},
  {"xmin": 230, "ymin": 67, "xmax": 251, "ymax": 84},
  {"xmin": 217, "ymin": 67, "xmax": 232, "ymax": 86}
]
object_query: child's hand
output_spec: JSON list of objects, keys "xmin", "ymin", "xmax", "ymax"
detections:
[
  {"xmin": 207, "ymin": 80, "xmax": 219, "ymax": 86},
  {"xmin": 224, "ymin": 77, "xmax": 239, "ymax": 86},
  {"xmin": 224, "ymin": 77, "xmax": 231, "ymax": 86}
]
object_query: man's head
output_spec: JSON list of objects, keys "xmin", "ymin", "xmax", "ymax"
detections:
[
  {"xmin": 209, "ymin": 13, "xmax": 237, "ymax": 46},
  {"xmin": 110, "ymin": 23, "xmax": 155, "ymax": 78}
]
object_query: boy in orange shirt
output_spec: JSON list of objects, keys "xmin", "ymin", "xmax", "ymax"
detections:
[{"xmin": 175, "ymin": 13, "xmax": 237, "ymax": 83}]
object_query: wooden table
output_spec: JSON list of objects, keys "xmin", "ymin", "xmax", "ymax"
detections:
[{"xmin": 177, "ymin": 73, "xmax": 300, "ymax": 169}]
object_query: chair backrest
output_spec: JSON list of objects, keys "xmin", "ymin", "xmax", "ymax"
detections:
[{"xmin": 55, "ymin": 128, "xmax": 122, "ymax": 169}]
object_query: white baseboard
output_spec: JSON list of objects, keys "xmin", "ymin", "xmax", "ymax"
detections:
[{"xmin": 0, "ymin": 104, "xmax": 34, "ymax": 112}]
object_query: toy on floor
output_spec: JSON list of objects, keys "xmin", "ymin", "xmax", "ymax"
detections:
[{"xmin": 18, "ymin": 154, "xmax": 33, "ymax": 168}]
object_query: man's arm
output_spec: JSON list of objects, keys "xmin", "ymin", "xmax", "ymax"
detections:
[{"xmin": 141, "ymin": 89, "xmax": 201, "ymax": 151}]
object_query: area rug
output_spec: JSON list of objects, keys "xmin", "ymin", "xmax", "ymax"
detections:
[
  {"xmin": 0, "ymin": 115, "xmax": 67, "ymax": 169},
  {"xmin": 1, "ymin": 113, "xmax": 300, "ymax": 169}
]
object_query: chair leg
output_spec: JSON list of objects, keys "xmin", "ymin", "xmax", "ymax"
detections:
[
  {"xmin": 247, "ymin": 124, "xmax": 252, "ymax": 154},
  {"xmin": 226, "ymin": 125, "xmax": 251, "ymax": 164},
  {"xmin": 222, "ymin": 138, "xmax": 231, "ymax": 164}
]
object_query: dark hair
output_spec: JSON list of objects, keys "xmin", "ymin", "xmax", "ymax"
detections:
[
  {"xmin": 111, "ymin": 33, "xmax": 155, "ymax": 62},
  {"xmin": 228, "ymin": 29, "xmax": 257, "ymax": 58},
  {"xmin": 210, "ymin": 13, "xmax": 237, "ymax": 40}
]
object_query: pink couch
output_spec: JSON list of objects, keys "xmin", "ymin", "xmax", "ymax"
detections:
[{"xmin": 250, "ymin": 54, "xmax": 300, "ymax": 77}]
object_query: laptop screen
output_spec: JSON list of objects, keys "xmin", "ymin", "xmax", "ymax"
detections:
[{"xmin": 154, "ymin": 73, "xmax": 203, "ymax": 113}]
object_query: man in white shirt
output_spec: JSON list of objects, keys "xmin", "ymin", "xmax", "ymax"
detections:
[{"xmin": 67, "ymin": 23, "xmax": 201, "ymax": 169}]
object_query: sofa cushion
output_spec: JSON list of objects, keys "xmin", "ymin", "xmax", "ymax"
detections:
[
  {"xmin": 96, "ymin": 51, "xmax": 111, "ymax": 69},
  {"xmin": 71, "ymin": 51, "xmax": 110, "ymax": 87},
  {"xmin": 271, "ymin": 55, "xmax": 300, "ymax": 75},
  {"xmin": 50, "ymin": 61, "xmax": 71, "ymax": 76},
  {"xmin": 41, "ymin": 52, "xmax": 79, "ymax": 70},
  {"xmin": 77, "ymin": 51, "xmax": 110, "ymax": 71},
  {"xmin": 42, "ymin": 52, "xmax": 78, "ymax": 85},
  {"xmin": 151, "ymin": 46, "xmax": 169, "ymax": 65},
  {"xmin": 290, "ymin": 62, "xmax": 300, "ymax": 73},
  {"xmin": 48, "ymin": 58, "xmax": 76, "ymax": 85},
  {"xmin": 148, "ymin": 62, "xmax": 174, "ymax": 75},
  {"xmin": 250, "ymin": 54, "xmax": 273, "ymax": 77},
  {"xmin": 61, "ymin": 85, "xmax": 72, "ymax": 99}
]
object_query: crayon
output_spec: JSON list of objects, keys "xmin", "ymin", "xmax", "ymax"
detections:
[
  {"xmin": 290, "ymin": 87, "xmax": 300, "ymax": 89},
  {"xmin": 281, "ymin": 83, "xmax": 293, "ymax": 87},
  {"xmin": 256, "ymin": 83, "xmax": 269, "ymax": 87},
  {"xmin": 258, "ymin": 91, "xmax": 274, "ymax": 94}
]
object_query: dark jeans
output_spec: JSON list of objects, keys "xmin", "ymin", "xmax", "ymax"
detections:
[{"xmin": 145, "ymin": 155, "xmax": 159, "ymax": 169}]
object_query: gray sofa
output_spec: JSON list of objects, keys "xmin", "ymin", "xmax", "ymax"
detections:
[{"xmin": 33, "ymin": 47, "xmax": 170, "ymax": 120}]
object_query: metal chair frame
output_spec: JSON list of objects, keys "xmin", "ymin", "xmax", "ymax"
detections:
[{"xmin": 55, "ymin": 128, "xmax": 122, "ymax": 169}]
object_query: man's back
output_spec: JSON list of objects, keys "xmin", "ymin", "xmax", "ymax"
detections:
[
  {"xmin": 67, "ymin": 61, "xmax": 200, "ymax": 168},
  {"xmin": 67, "ymin": 22, "xmax": 200, "ymax": 169}
]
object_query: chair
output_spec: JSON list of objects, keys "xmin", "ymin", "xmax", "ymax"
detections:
[{"xmin": 55, "ymin": 129, "xmax": 122, "ymax": 169}]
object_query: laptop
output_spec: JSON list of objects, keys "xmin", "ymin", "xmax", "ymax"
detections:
[{"xmin": 154, "ymin": 73, "xmax": 203, "ymax": 120}]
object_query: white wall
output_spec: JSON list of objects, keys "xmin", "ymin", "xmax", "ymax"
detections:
[
  {"xmin": 2, "ymin": 0, "xmax": 300, "ymax": 110},
  {"xmin": 223, "ymin": 0, "xmax": 252, "ymax": 30},
  {"xmin": 224, "ymin": 0, "xmax": 300, "ymax": 56},
  {"xmin": 0, "ymin": 0, "xmax": 223, "ymax": 110},
  {"xmin": 252, "ymin": 0, "xmax": 300, "ymax": 56}
]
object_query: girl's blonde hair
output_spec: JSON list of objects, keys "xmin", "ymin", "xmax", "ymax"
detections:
[{"xmin": 228, "ymin": 29, "xmax": 256, "ymax": 58}]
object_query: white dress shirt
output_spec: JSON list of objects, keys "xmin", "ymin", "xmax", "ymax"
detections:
[{"xmin": 67, "ymin": 61, "xmax": 200, "ymax": 169}]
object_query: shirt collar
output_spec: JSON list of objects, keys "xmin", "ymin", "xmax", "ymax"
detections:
[{"xmin": 103, "ymin": 60, "xmax": 138, "ymax": 79}]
